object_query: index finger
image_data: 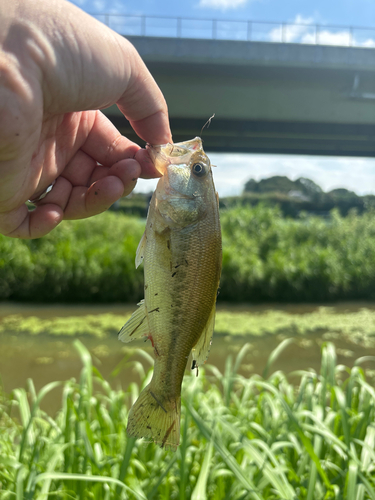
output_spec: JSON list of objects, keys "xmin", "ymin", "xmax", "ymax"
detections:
[{"xmin": 115, "ymin": 46, "xmax": 172, "ymax": 145}]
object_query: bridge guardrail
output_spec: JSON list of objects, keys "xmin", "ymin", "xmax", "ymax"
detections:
[{"xmin": 91, "ymin": 14, "xmax": 375, "ymax": 48}]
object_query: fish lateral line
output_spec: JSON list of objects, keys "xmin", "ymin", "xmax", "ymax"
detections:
[{"xmin": 150, "ymin": 391, "xmax": 167, "ymax": 413}]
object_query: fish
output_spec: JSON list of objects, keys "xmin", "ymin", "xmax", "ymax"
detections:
[{"xmin": 118, "ymin": 137, "xmax": 222, "ymax": 450}]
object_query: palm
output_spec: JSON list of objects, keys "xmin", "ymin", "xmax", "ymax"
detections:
[
  {"xmin": 32, "ymin": 109, "xmax": 140, "ymax": 212},
  {"xmin": 1, "ymin": 108, "xmax": 144, "ymax": 238}
]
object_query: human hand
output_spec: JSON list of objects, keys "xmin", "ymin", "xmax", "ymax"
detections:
[{"xmin": 0, "ymin": 0, "xmax": 172, "ymax": 238}]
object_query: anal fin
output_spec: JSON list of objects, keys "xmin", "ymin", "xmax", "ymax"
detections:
[
  {"xmin": 191, "ymin": 305, "xmax": 216, "ymax": 370},
  {"xmin": 118, "ymin": 300, "xmax": 149, "ymax": 343}
]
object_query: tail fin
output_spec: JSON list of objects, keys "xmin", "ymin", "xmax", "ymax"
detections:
[{"xmin": 127, "ymin": 383, "xmax": 181, "ymax": 451}]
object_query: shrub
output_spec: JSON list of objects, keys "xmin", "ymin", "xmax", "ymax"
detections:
[{"xmin": 2, "ymin": 205, "xmax": 375, "ymax": 303}]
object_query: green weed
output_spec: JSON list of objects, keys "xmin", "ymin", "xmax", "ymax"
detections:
[
  {"xmin": 2, "ymin": 306, "xmax": 375, "ymax": 348},
  {"xmin": 1, "ymin": 340, "xmax": 375, "ymax": 499}
]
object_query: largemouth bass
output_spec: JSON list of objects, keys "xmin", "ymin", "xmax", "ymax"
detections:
[{"xmin": 119, "ymin": 137, "xmax": 222, "ymax": 450}]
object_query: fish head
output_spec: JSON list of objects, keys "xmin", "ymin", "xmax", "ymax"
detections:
[{"xmin": 147, "ymin": 137, "xmax": 216, "ymax": 228}]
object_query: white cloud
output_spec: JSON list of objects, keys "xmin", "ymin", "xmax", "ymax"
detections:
[
  {"xmin": 267, "ymin": 14, "xmax": 375, "ymax": 48},
  {"xmin": 198, "ymin": 0, "xmax": 248, "ymax": 11},
  {"xmin": 302, "ymin": 29, "xmax": 351, "ymax": 46},
  {"xmin": 269, "ymin": 15, "xmax": 314, "ymax": 43},
  {"xmin": 361, "ymin": 38, "xmax": 375, "ymax": 48}
]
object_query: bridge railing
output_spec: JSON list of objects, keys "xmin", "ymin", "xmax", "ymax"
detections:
[{"xmin": 91, "ymin": 14, "xmax": 375, "ymax": 48}]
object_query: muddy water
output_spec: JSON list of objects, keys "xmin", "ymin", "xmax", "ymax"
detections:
[{"xmin": 1, "ymin": 303, "xmax": 375, "ymax": 415}]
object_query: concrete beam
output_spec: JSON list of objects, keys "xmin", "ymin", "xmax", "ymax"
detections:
[{"xmin": 103, "ymin": 37, "xmax": 375, "ymax": 156}]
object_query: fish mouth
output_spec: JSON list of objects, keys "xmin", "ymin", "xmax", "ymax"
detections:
[{"xmin": 146, "ymin": 137, "xmax": 203, "ymax": 176}]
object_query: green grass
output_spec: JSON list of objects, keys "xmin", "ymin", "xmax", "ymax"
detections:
[{"xmin": 1, "ymin": 340, "xmax": 375, "ymax": 499}]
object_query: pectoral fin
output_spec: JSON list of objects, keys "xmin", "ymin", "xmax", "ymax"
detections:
[
  {"xmin": 191, "ymin": 305, "xmax": 216, "ymax": 369},
  {"xmin": 135, "ymin": 232, "xmax": 147, "ymax": 269},
  {"xmin": 118, "ymin": 300, "xmax": 149, "ymax": 343}
]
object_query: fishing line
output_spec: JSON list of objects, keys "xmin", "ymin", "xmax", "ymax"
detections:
[{"xmin": 200, "ymin": 113, "xmax": 215, "ymax": 138}]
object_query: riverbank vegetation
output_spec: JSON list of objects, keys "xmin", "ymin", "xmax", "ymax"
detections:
[
  {"xmin": 2, "ymin": 205, "xmax": 375, "ymax": 303},
  {"xmin": 117, "ymin": 176, "xmax": 375, "ymax": 218},
  {"xmin": 238, "ymin": 175, "xmax": 375, "ymax": 217},
  {"xmin": 1, "ymin": 340, "xmax": 375, "ymax": 499}
]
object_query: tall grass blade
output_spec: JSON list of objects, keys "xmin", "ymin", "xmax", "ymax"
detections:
[
  {"xmin": 36, "ymin": 445, "xmax": 68, "ymax": 500},
  {"xmin": 115, "ymin": 437, "xmax": 136, "ymax": 496},
  {"xmin": 35, "ymin": 472, "xmax": 147, "ymax": 499},
  {"xmin": 361, "ymin": 424, "xmax": 375, "ymax": 469},
  {"xmin": 262, "ymin": 338, "xmax": 294, "ymax": 379},
  {"xmin": 187, "ymin": 404, "xmax": 263, "ymax": 500},
  {"xmin": 147, "ymin": 454, "xmax": 178, "ymax": 500},
  {"xmin": 18, "ymin": 381, "xmax": 61, "ymax": 462},
  {"xmin": 191, "ymin": 437, "xmax": 214, "ymax": 500},
  {"xmin": 243, "ymin": 439, "xmax": 296, "ymax": 499},
  {"xmin": 346, "ymin": 461, "xmax": 358, "ymax": 500},
  {"xmin": 356, "ymin": 484, "xmax": 365, "ymax": 500},
  {"xmin": 333, "ymin": 386, "xmax": 350, "ymax": 447},
  {"xmin": 255, "ymin": 380, "xmax": 333, "ymax": 492},
  {"xmin": 179, "ymin": 407, "xmax": 190, "ymax": 500},
  {"xmin": 357, "ymin": 471, "xmax": 375, "ymax": 500}
]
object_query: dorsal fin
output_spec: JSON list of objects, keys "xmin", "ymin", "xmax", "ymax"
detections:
[{"xmin": 135, "ymin": 232, "xmax": 147, "ymax": 269}]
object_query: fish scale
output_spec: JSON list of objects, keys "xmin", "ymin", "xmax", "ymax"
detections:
[{"xmin": 118, "ymin": 137, "xmax": 222, "ymax": 450}]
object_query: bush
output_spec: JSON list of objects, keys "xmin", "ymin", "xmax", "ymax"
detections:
[
  {"xmin": 219, "ymin": 204, "xmax": 375, "ymax": 302},
  {"xmin": 2, "ymin": 205, "xmax": 375, "ymax": 303},
  {"xmin": 0, "ymin": 212, "xmax": 144, "ymax": 303}
]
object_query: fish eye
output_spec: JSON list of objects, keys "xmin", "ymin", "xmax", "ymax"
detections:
[{"xmin": 192, "ymin": 163, "xmax": 206, "ymax": 177}]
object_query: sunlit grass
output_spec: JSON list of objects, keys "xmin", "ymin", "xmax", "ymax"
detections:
[
  {"xmin": 0, "ymin": 313, "xmax": 127, "ymax": 338},
  {"xmin": 1, "ymin": 340, "xmax": 375, "ymax": 498},
  {"xmin": 1, "ymin": 305, "xmax": 375, "ymax": 347}
]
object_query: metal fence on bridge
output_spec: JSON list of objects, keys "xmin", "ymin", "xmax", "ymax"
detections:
[{"xmin": 91, "ymin": 14, "xmax": 375, "ymax": 48}]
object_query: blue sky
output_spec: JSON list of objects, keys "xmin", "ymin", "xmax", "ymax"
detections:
[
  {"xmin": 72, "ymin": 0, "xmax": 374, "ymax": 28},
  {"xmin": 70, "ymin": 0, "xmax": 375, "ymax": 196}
]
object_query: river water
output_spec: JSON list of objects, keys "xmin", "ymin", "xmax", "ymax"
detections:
[{"xmin": 1, "ymin": 302, "xmax": 375, "ymax": 414}]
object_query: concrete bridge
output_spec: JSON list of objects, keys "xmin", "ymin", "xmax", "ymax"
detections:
[{"xmin": 103, "ymin": 36, "xmax": 375, "ymax": 156}]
